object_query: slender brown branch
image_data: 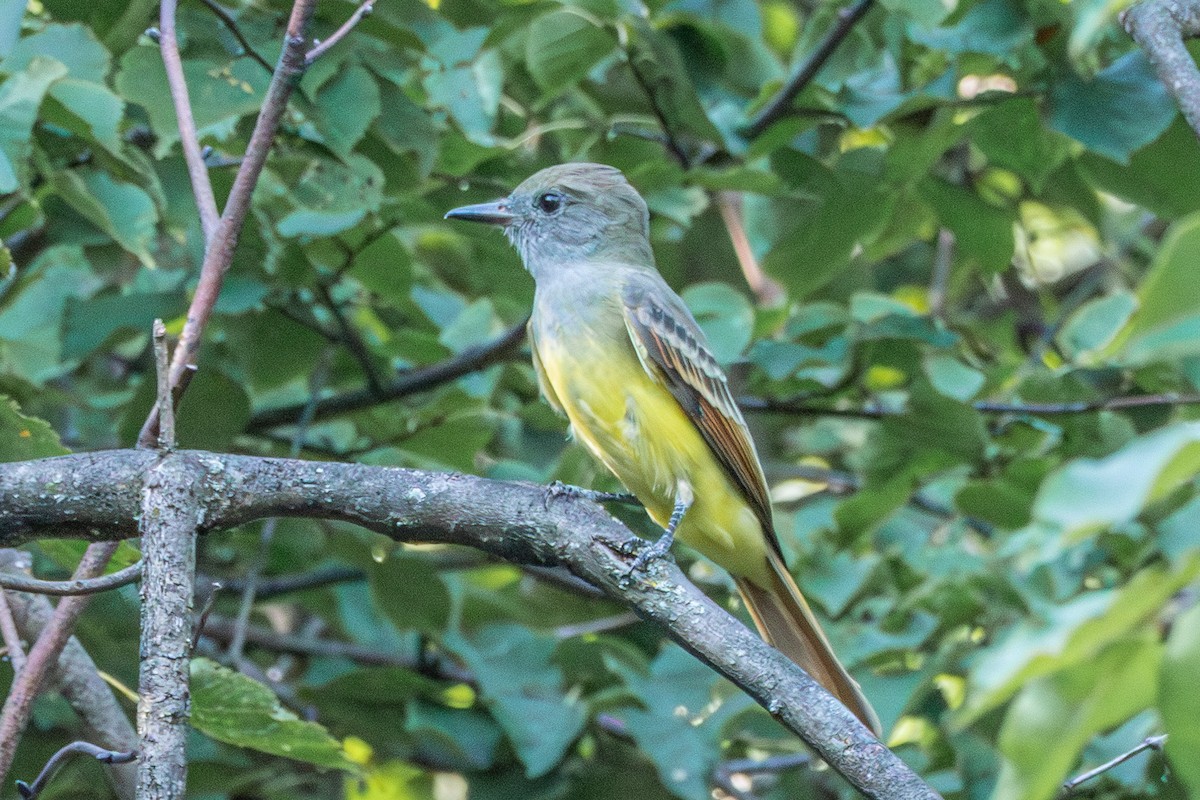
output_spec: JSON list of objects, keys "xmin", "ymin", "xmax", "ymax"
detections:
[
  {"xmin": 715, "ymin": 191, "xmax": 783, "ymax": 307},
  {"xmin": 0, "ymin": 587, "xmax": 26, "ymax": 674},
  {"xmin": 195, "ymin": 0, "xmax": 274, "ymax": 74},
  {"xmin": 0, "ymin": 545, "xmax": 120, "ymax": 783},
  {"xmin": 15, "ymin": 742, "xmax": 136, "ymax": 800},
  {"xmin": 208, "ymin": 565, "xmax": 364, "ymax": 598},
  {"xmin": 139, "ymin": 0, "xmax": 319, "ymax": 447},
  {"xmin": 0, "ymin": 550, "xmax": 138, "ymax": 800},
  {"xmin": 315, "ymin": 283, "xmax": 383, "ymax": 395},
  {"xmin": 0, "ymin": 450, "xmax": 942, "ymax": 800},
  {"xmin": 1061, "ymin": 734, "xmax": 1166, "ymax": 794},
  {"xmin": 245, "ymin": 318, "xmax": 528, "ymax": 432},
  {"xmin": 160, "ymin": 0, "xmax": 221, "ymax": 243},
  {"xmin": 0, "ymin": 562, "xmax": 142, "ymax": 596},
  {"xmin": 305, "ymin": 0, "xmax": 374, "ymax": 65},
  {"xmin": 744, "ymin": 0, "xmax": 876, "ymax": 139},
  {"xmin": 1122, "ymin": 0, "xmax": 1200, "ymax": 139}
]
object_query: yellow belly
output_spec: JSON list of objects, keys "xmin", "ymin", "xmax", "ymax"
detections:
[{"xmin": 534, "ymin": 333, "xmax": 771, "ymax": 585}]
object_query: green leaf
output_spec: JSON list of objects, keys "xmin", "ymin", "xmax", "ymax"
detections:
[
  {"xmin": 681, "ymin": 282, "xmax": 753, "ymax": 363},
  {"xmin": 0, "ymin": 57, "xmax": 69, "ymax": 192},
  {"xmin": 1033, "ymin": 422, "xmax": 1200, "ymax": 538},
  {"xmin": 173, "ymin": 369, "xmax": 252, "ymax": 451},
  {"xmin": 46, "ymin": 168, "xmax": 158, "ymax": 267},
  {"xmin": 970, "ymin": 97, "xmax": 1070, "ymax": 193},
  {"xmin": 907, "ymin": 0, "xmax": 1032, "ymax": 61},
  {"xmin": 1160, "ymin": 602, "xmax": 1200, "ymax": 795},
  {"xmin": 114, "ymin": 46, "xmax": 270, "ymax": 157},
  {"xmin": 962, "ymin": 558, "xmax": 1200, "ymax": 721},
  {"xmin": 526, "ymin": 10, "xmax": 616, "ymax": 93},
  {"xmin": 369, "ymin": 552, "xmax": 451, "ymax": 635},
  {"xmin": 43, "ymin": 78, "xmax": 126, "ymax": 156},
  {"xmin": 443, "ymin": 625, "xmax": 587, "ymax": 777},
  {"xmin": 308, "ymin": 64, "xmax": 381, "ymax": 158},
  {"xmin": 190, "ymin": 657, "xmax": 359, "ymax": 773},
  {"xmin": 1056, "ymin": 290, "xmax": 1136, "ymax": 363},
  {"xmin": 1078, "ymin": 118, "xmax": 1200, "ymax": 220},
  {"xmin": 62, "ymin": 291, "xmax": 186, "ymax": 360},
  {"xmin": 1, "ymin": 23, "xmax": 110, "ymax": 82},
  {"xmin": 1049, "ymin": 51, "xmax": 1176, "ymax": 163},
  {"xmin": 993, "ymin": 635, "xmax": 1161, "ymax": 800},
  {"xmin": 1113, "ymin": 213, "xmax": 1200, "ymax": 365},
  {"xmin": 763, "ymin": 157, "xmax": 891, "ymax": 297},
  {"xmin": 275, "ymin": 155, "xmax": 384, "ymax": 238},
  {"xmin": 919, "ymin": 177, "xmax": 1015, "ymax": 273},
  {"xmin": 605, "ymin": 647, "xmax": 751, "ymax": 800},
  {"xmin": 420, "ymin": 28, "xmax": 502, "ymax": 144},
  {"xmin": 405, "ymin": 700, "xmax": 503, "ymax": 771},
  {"xmin": 0, "ymin": 395, "xmax": 68, "ymax": 462}
]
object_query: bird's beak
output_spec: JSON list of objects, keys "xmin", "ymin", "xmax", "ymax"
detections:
[{"xmin": 444, "ymin": 200, "xmax": 516, "ymax": 226}]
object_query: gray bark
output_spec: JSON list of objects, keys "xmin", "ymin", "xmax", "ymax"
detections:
[
  {"xmin": 136, "ymin": 457, "xmax": 198, "ymax": 800},
  {"xmin": 0, "ymin": 449, "xmax": 942, "ymax": 800}
]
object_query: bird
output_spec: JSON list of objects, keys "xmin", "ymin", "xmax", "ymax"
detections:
[{"xmin": 446, "ymin": 162, "xmax": 879, "ymax": 733}]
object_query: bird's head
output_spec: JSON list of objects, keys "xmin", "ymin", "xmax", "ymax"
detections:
[{"xmin": 445, "ymin": 163, "xmax": 653, "ymax": 276}]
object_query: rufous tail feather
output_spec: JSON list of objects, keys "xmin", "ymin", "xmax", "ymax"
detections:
[{"xmin": 734, "ymin": 548, "xmax": 881, "ymax": 735}]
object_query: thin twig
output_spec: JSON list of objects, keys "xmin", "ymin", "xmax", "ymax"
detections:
[
  {"xmin": 200, "ymin": 615, "xmax": 474, "ymax": 683},
  {"xmin": 713, "ymin": 753, "xmax": 813, "ymax": 800},
  {"xmin": 715, "ymin": 191, "xmax": 783, "ymax": 307},
  {"xmin": 228, "ymin": 347, "xmax": 333, "ymax": 662},
  {"xmin": 196, "ymin": 0, "xmax": 274, "ymax": 74},
  {"xmin": 246, "ymin": 318, "xmax": 528, "ymax": 432},
  {"xmin": 0, "ymin": 544, "xmax": 120, "ymax": 782},
  {"xmin": 159, "ymin": 0, "xmax": 221, "ymax": 243},
  {"xmin": 138, "ymin": 0, "xmax": 319, "ymax": 447},
  {"xmin": 211, "ymin": 565, "xmax": 363, "ymax": 598},
  {"xmin": 553, "ymin": 611, "xmax": 640, "ymax": 640},
  {"xmin": 744, "ymin": 0, "xmax": 875, "ymax": 139},
  {"xmin": 0, "ymin": 588, "xmax": 26, "ymax": 674},
  {"xmin": 1061, "ymin": 734, "xmax": 1166, "ymax": 795},
  {"xmin": 15, "ymin": 742, "xmax": 136, "ymax": 800},
  {"xmin": 316, "ymin": 283, "xmax": 384, "ymax": 395},
  {"xmin": 929, "ymin": 229, "xmax": 954, "ymax": 320},
  {"xmin": 305, "ymin": 0, "xmax": 374, "ymax": 65},
  {"xmin": 153, "ymin": 320, "xmax": 175, "ymax": 450},
  {"xmin": 0, "ymin": 562, "xmax": 142, "ymax": 597},
  {"xmin": 624, "ymin": 44, "xmax": 691, "ymax": 167}
]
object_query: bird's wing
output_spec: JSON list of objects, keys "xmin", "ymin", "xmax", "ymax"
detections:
[
  {"xmin": 527, "ymin": 319, "xmax": 565, "ymax": 415},
  {"xmin": 620, "ymin": 273, "xmax": 778, "ymax": 548}
]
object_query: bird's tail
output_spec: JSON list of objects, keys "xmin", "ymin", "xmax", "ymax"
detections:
[{"xmin": 734, "ymin": 548, "xmax": 881, "ymax": 735}]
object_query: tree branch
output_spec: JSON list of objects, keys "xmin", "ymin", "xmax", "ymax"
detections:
[
  {"xmin": 715, "ymin": 191, "xmax": 783, "ymax": 307},
  {"xmin": 136, "ymin": 457, "xmax": 199, "ymax": 800},
  {"xmin": 1122, "ymin": 0, "xmax": 1200, "ymax": 139},
  {"xmin": 0, "ymin": 545, "xmax": 123, "ymax": 784},
  {"xmin": 0, "ymin": 562, "xmax": 142, "ymax": 596},
  {"xmin": 1061, "ymin": 734, "xmax": 1166, "ymax": 795},
  {"xmin": 744, "ymin": 0, "xmax": 875, "ymax": 139},
  {"xmin": 14, "ymin": 742, "xmax": 136, "ymax": 800},
  {"xmin": 0, "ymin": 587, "xmax": 26, "ymax": 674},
  {"xmin": 0, "ymin": 450, "xmax": 941, "ymax": 800},
  {"xmin": 305, "ymin": 0, "xmax": 374, "ymax": 65},
  {"xmin": 195, "ymin": 0, "xmax": 275, "ymax": 74},
  {"xmin": 160, "ymin": 0, "xmax": 221, "ymax": 243},
  {"xmin": 245, "ymin": 318, "xmax": 528, "ymax": 432},
  {"xmin": 139, "ymin": 0, "xmax": 320, "ymax": 447},
  {"xmin": 0, "ymin": 551, "xmax": 138, "ymax": 799}
]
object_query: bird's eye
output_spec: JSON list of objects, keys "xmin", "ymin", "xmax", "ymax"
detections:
[{"xmin": 536, "ymin": 192, "xmax": 564, "ymax": 214}]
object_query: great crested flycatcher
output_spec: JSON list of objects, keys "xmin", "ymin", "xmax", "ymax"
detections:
[{"xmin": 446, "ymin": 163, "xmax": 879, "ymax": 733}]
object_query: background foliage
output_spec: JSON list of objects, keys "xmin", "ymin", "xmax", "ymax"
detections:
[{"xmin": 2, "ymin": 0, "xmax": 1200, "ymax": 797}]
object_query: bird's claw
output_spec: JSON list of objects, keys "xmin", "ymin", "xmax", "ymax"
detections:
[{"xmin": 625, "ymin": 532, "xmax": 674, "ymax": 575}]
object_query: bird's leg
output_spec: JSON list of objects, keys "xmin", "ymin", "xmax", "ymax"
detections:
[{"xmin": 629, "ymin": 482, "xmax": 693, "ymax": 574}]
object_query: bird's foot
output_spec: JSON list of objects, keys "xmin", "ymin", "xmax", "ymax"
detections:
[{"xmin": 626, "ymin": 529, "xmax": 675, "ymax": 575}]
